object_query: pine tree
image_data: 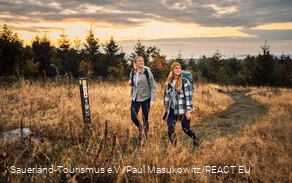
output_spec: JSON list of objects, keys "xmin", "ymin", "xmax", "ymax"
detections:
[
  {"xmin": 102, "ymin": 36, "xmax": 125, "ymax": 80},
  {"xmin": 170, "ymin": 49, "xmax": 187, "ymax": 69},
  {"xmin": 103, "ymin": 36, "xmax": 119, "ymax": 55},
  {"xmin": 83, "ymin": 24, "xmax": 100, "ymax": 77},
  {"xmin": 58, "ymin": 28, "xmax": 70, "ymax": 51},
  {"xmin": 84, "ymin": 25, "xmax": 100, "ymax": 56},
  {"xmin": 32, "ymin": 34, "xmax": 54, "ymax": 77},
  {"xmin": 0, "ymin": 24, "xmax": 23, "ymax": 77},
  {"xmin": 254, "ymin": 40, "xmax": 275, "ymax": 85},
  {"xmin": 56, "ymin": 29, "xmax": 80, "ymax": 76},
  {"xmin": 130, "ymin": 39, "xmax": 148, "ymax": 66}
]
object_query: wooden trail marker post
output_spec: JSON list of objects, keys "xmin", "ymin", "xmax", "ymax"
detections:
[{"xmin": 79, "ymin": 78, "xmax": 91, "ymax": 123}]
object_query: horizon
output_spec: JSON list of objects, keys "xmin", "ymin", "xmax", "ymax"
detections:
[{"xmin": 1, "ymin": 0, "xmax": 291, "ymax": 59}]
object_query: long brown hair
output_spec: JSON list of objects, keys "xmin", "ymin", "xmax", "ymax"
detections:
[{"xmin": 165, "ymin": 70, "xmax": 182, "ymax": 91}]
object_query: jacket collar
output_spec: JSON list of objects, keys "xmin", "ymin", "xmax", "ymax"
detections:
[{"xmin": 135, "ymin": 67, "xmax": 145, "ymax": 74}]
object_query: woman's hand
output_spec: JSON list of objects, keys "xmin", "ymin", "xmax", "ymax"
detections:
[
  {"xmin": 150, "ymin": 101, "xmax": 154, "ymax": 110},
  {"xmin": 128, "ymin": 80, "xmax": 132, "ymax": 86},
  {"xmin": 185, "ymin": 110, "xmax": 191, "ymax": 120},
  {"xmin": 162, "ymin": 107, "xmax": 167, "ymax": 119}
]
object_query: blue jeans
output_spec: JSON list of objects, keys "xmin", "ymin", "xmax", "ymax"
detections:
[
  {"xmin": 130, "ymin": 98, "xmax": 150, "ymax": 138},
  {"xmin": 167, "ymin": 108, "xmax": 197, "ymax": 145}
]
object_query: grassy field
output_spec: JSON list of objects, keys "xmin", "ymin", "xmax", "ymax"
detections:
[{"xmin": 0, "ymin": 79, "xmax": 291, "ymax": 182}]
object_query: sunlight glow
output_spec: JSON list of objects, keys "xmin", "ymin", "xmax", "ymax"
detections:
[
  {"xmin": 91, "ymin": 21, "xmax": 254, "ymax": 42},
  {"xmin": 15, "ymin": 20, "xmax": 257, "ymax": 47}
]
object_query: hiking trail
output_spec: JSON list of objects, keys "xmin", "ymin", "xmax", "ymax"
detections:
[{"xmin": 193, "ymin": 92, "xmax": 267, "ymax": 142}]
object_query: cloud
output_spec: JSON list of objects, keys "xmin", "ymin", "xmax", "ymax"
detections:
[
  {"xmin": 1, "ymin": 0, "xmax": 291, "ymax": 57},
  {"xmin": 1, "ymin": 0, "xmax": 291, "ymax": 28},
  {"xmin": 241, "ymin": 29, "xmax": 292, "ymax": 41},
  {"xmin": 11, "ymin": 25, "xmax": 61, "ymax": 34}
]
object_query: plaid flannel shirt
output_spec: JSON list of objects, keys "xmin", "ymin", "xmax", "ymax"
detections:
[{"xmin": 164, "ymin": 78, "xmax": 193, "ymax": 116}]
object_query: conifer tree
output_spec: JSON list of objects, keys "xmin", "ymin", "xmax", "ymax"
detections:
[
  {"xmin": 0, "ymin": 24, "xmax": 23, "ymax": 77},
  {"xmin": 83, "ymin": 24, "xmax": 100, "ymax": 77},
  {"xmin": 32, "ymin": 34, "xmax": 54, "ymax": 77},
  {"xmin": 102, "ymin": 36, "xmax": 125, "ymax": 80}
]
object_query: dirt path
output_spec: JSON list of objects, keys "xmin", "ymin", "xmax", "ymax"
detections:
[{"xmin": 193, "ymin": 92, "xmax": 267, "ymax": 142}]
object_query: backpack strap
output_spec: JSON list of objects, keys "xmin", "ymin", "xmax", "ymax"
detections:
[
  {"xmin": 130, "ymin": 70, "xmax": 135, "ymax": 87},
  {"xmin": 182, "ymin": 77, "xmax": 187, "ymax": 94},
  {"xmin": 144, "ymin": 68, "xmax": 150, "ymax": 86}
]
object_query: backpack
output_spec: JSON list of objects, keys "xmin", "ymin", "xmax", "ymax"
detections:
[
  {"xmin": 130, "ymin": 66, "xmax": 150, "ymax": 87},
  {"xmin": 182, "ymin": 70, "xmax": 194, "ymax": 97}
]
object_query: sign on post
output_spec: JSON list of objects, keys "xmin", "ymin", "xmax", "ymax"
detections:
[{"xmin": 79, "ymin": 78, "xmax": 91, "ymax": 123}]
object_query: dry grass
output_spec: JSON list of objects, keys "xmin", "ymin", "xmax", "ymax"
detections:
[{"xmin": 0, "ymin": 80, "xmax": 291, "ymax": 183}]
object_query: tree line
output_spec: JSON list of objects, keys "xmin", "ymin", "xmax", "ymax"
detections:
[{"xmin": 0, "ymin": 24, "xmax": 291, "ymax": 87}]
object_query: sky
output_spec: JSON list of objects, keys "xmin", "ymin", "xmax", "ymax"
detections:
[{"xmin": 1, "ymin": 0, "xmax": 292, "ymax": 59}]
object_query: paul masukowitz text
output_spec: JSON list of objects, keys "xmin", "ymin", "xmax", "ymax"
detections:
[{"xmin": 10, "ymin": 165, "xmax": 251, "ymax": 174}]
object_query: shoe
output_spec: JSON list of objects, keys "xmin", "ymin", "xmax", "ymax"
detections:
[
  {"xmin": 171, "ymin": 138, "xmax": 177, "ymax": 147},
  {"xmin": 170, "ymin": 134, "xmax": 177, "ymax": 147},
  {"xmin": 137, "ymin": 139, "xmax": 141, "ymax": 146},
  {"xmin": 137, "ymin": 131, "xmax": 142, "ymax": 145},
  {"xmin": 193, "ymin": 136, "xmax": 200, "ymax": 147}
]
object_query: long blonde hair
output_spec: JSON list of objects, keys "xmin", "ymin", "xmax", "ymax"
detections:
[
  {"xmin": 133, "ymin": 56, "xmax": 144, "ymax": 69},
  {"xmin": 165, "ymin": 71, "xmax": 183, "ymax": 91}
]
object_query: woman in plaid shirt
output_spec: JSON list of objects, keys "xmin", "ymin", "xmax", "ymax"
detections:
[{"xmin": 163, "ymin": 62, "xmax": 199, "ymax": 147}]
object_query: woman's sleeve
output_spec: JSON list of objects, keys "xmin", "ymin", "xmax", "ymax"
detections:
[
  {"xmin": 163, "ymin": 87, "xmax": 170, "ymax": 107},
  {"xmin": 184, "ymin": 79, "xmax": 193, "ymax": 110}
]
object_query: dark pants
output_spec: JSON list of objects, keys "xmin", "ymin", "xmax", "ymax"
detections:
[
  {"xmin": 167, "ymin": 108, "xmax": 197, "ymax": 146},
  {"xmin": 130, "ymin": 98, "xmax": 151, "ymax": 138}
]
